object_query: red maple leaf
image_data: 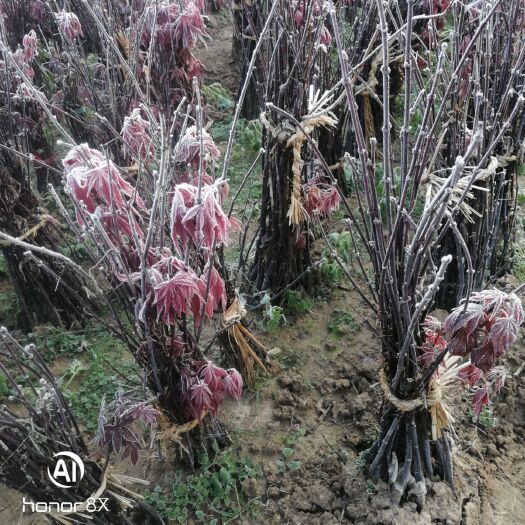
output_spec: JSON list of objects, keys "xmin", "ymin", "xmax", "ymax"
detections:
[
  {"xmin": 458, "ymin": 364, "xmax": 483, "ymax": 388},
  {"xmin": 175, "ymin": 126, "xmax": 220, "ymax": 168},
  {"xmin": 472, "ymin": 386, "xmax": 490, "ymax": 416},
  {"xmin": 121, "ymin": 108, "xmax": 155, "ymax": 160},
  {"xmin": 222, "ymin": 369, "xmax": 243, "ymax": 401},
  {"xmin": 198, "ymin": 361, "xmax": 227, "ymax": 393},
  {"xmin": 153, "ymin": 269, "xmax": 202, "ymax": 325},
  {"xmin": 187, "ymin": 378, "xmax": 216, "ymax": 419}
]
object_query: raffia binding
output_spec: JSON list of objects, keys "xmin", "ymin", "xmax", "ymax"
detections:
[{"xmin": 378, "ymin": 368, "xmax": 448, "ymax": 439}]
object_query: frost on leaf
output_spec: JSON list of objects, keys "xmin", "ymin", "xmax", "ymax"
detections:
[
  {"xmin": 170, "ymin": 181, "xmax": 238, "ymax": 250},
  {"xmin": 121, "ymin": 108, "xmax": 155, "ymax": 160},
  {"xmin": 153, "ymin": 269, "xmax": 202, "ymax": 325}
]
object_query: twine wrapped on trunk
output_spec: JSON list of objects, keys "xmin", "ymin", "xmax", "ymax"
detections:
[
  {"xmin": 157, "ymin": 412, "xmax": 201, "ymax": 453},
  {"xmin": 0, "ymin": 214, "xmax": 54, "ymax": 245},
  {"xmin": 260, "ymin": 109, "xmax": 338, "ymax": 226},
  {"xmin": 422, "ymin": 154, "xmax": 517, "ymax": 221},
  {"xmin": 378, "ymin": 368, "xmax": 449, "ymax": 440},
  {"xmin": 222, "ymin": 296, "xmax": 268, "ymax": 383}
]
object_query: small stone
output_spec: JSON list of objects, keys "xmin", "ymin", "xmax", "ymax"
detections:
[
  {"xmin": 275, "ymin": 405, "xmax": 295, "ymax": 421},
  {"xmin": 333, "ymin": 378, "xmax": 350, "ymax": 389},
  {"xmin": 278, "ymin": 373, "xmax": 303, "ymax": 393},
  {"xmin": 345, "ymin": 503, "xmax": 364, "ymax": 520},
  {"xmin": 485, "ymin": 443, "xmax": 499, "ymax": 458},
  {"xmin": 324, "ymin": 341, "xmax": 337, "ymax": 352},
  {"xmin": 495, "ymin": 435, "xmax": 506, "ymax": 448},
  {"xmin": 311, "ymin": 485, "xmax": 335, "ymax": 510},
  {"xmin": 349, "ymin": 392, "xmax": 371, "ymax": 414},
  {"xmin": 274, "ymin": 389, "xmax": 295, "ymax": 407},
  {"xmin": 264, "ymin": 463, "xmax": 279, "ymax": 477},
  {"xmin": 463, "ymin": 499, "xmax": 481, "ymax": 525},
  {"xmin": 267, "ymin": 486, "xmax": 281, "ymax": 499},
  {"xmin": 242, "ymin": 478, "xmax": 262, "ymax": 498},
  {"xmin": 205, "ymin": 15, "xmax": 218, "ymax": 28}
]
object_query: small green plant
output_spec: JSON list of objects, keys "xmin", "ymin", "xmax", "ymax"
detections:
[
  {"xmin": 0, "ymin": 291, "xmax": 18, "ymax": 326},
  {"xmin": 276, "ymin": 447, "xmax": 301, "ymax": 473},
  {"xmin": 62, "ymin": 240, "xmax": 89, "ymax": 260},
  {"xmin": 146, "ymin": 446, "xmax": 261, "ymax": 524},
  {"xmin": 475, "ymin": 405, "xmax": 498, "ymax": 429},
  {"xmin": 259, "ymin": 293, "xmax": 286, "ymax": 331},
  {"xmin": 512, "ymin": 206, "xmax": 525, "ymax": 281},
  {"xmin": 203, "ymin": 82, "xmax": 233, "ymax": 110},
  {"xmin": 285, "ymin": 290, "xmax": 312, "ymax": 315},
  {"xmin": 280, "ymin": 352, "xmax": 301, "ymax": 370},
  {"xmin": 0, "ymin": 373, "xmax": 9, "ymax": 398},
  {"xmin": 321, "ymin": 231, "xmax": 352, "ymax": 284},
  {"xmin": 286, "ymin": 426, "xmax": 306, "ymax": 446},
  {"xmin": 62, "ymin": 359, "xmax": 88, "ymax": 388},
  {"xmin": 27, "ymin": 327, "xmax": 87, "ymax": 360},
  {"xmin": 236, "ymin": 120, "xmax": 262, "ymax": 154},
  {"xmin": 0, "ymin": 253, "xmax": 7, "ymax": 276},
  {"xmin": 275, "ymin": 427, "xmax": 305, "ymax": 473},
  {"xmin": 366, "ymin": 481, "xmax": 378, "ymax": 495},
  {"xmin": 327, "ymin": 310, "xmax": 359, "ymax": 336},
  {"xmin": 61, "ymin": 333, "xmax": 139, "ymax": 432},
  {"xmin": 354, "ymin": 450, "xmax": 368, "ymax": 472}
]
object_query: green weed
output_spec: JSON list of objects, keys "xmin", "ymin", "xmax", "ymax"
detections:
[
  {"xmin": 258, "ymin": 293, "xmax": 286, "ymax": 332},
  {"xmin": 0, "ymin": 291, "xmax": 18, "ymax": 327},
  {"xmin": 321, "ymin": 231, "xmax": 352, "ymax": 284},
  {"xmin": 36, "ymin": 328, "xmax": 142, "ymax": 433},
  {"xmin": 475, "ymin": 405, "xmax": 498, "ymax": 429},
  {"xmin": 354, "ymin": 450, "xmax": 368, "ymax": 472},
  {"xmin": 366, "ymin": 481, "xmax": 378, "ymax": 495},
  {"xmin": 0, "ymin": 253, "xmax": 7, "ymax": 276},
  {"xmin": 65, "ymin": 344, "xmax": 139, "ymax": 433},
  {"xmin": 285, "ymin": 290, "xmax": 312, "ymax": 316},
  {"xmin": 0, "ymin": 374, "xmax": 9, "ymax": 398},
  {"xmin": 327, "ymin": 310, "xmax": 359, "ymax": 337},
  {"xmin": 203, "ymin": 82, "xmax": 233, "ymax": 110},
  {"xmin": 275, "ymin": 427, "xmax": 305, "ymax": 473},
  {"xmin": 27, "ymin": 327, "xmax": 88, "ymax": 360},
  {"xmin": 146, "ymin": 446, "xmax": 261, "ymax": 524}
]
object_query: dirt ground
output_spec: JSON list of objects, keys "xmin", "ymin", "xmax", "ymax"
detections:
[
  {"xmin": 1, "ymin": 10, "xmax": 525, "ymax": 525},
  {"xmin": 2, "ymin": 283, "xmax": 525, "ymax": 524},
  {"xmin": 219, "ymin": 287, "xmax": 525, "ymax": 525}
]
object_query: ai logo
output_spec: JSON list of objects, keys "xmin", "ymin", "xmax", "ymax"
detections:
[{"xmin": 47, "ymin": 451, "xmax": 85, "ymax": 488}]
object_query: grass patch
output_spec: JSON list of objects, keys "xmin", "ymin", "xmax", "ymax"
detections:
[
  {"xmin": 26, "ymin": 326, "xmax": 89, "ymax": 360},
  {"xmin": 63, "ymin": 332, "xmax": 140, "ymax": 433},
  {"xmin": 0, "ymin": 290, "xmax": 19, "ymax": 328},
  {"xmin": 12, "ymin": 325, "xmax": 141, "ymax": 433},
  {"xmin": 204, "ymin": 82, "xmax": 262, "ymax": 206}
]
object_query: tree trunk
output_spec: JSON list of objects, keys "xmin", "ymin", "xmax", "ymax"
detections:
[{"xmin": 0, "ymin": 162, "xmax": 91, "ymax": 329}]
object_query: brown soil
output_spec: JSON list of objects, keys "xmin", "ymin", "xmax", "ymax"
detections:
[
  {"xmin": 217, "ymin": 286, "xmax": 525, "ymax": 525},
  {"xmin": 2, "ymin": 282, "xmax": 525, "ymax": 524},
  {"xmin": 194, "ymin": 11, "xmax": 239, "ymax": 96}
]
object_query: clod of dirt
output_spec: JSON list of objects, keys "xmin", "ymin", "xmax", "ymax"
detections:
[
  {"xmin": 274, "ymin": 389, "xmax": 295, "ymax": 406},
  {"xmin": 346, "ymin": 391, "xmax": 371, "ymax": 414},
  {"xmin": 278, "ymin": 372, "xmax": 305, "ymax": 393}
]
